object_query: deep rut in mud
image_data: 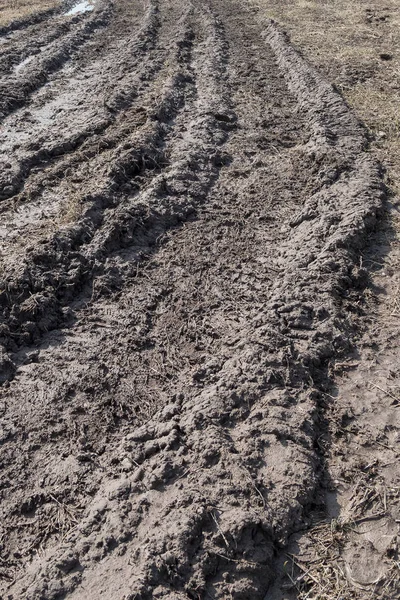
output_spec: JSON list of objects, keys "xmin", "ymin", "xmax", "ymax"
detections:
[{"xmin": 0, "ymin": 0, "xmax": 384, "ymax": 598}]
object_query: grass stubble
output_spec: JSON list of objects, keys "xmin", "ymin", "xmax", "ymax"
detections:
[{"xmin": 0, "ymin": 0, "xmax": 60, "ymax": 26}]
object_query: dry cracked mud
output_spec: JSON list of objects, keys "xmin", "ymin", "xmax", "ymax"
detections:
[{"xmin": 0, "ymin": 0, "xmax": 393, "ymax": 598}]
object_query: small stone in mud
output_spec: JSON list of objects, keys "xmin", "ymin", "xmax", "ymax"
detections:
[
  {"xmin": 379, "ymin": 53, "xmax": 393, "ymax": 61},
  {"xmin": 121, "ymin": 457, "xmax": 133, "ymax": 471}
]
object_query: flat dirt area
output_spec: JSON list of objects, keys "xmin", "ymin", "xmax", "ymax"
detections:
[{"xmin": 0, "ymin": 0, "xmax": 398, "ymax": 598}]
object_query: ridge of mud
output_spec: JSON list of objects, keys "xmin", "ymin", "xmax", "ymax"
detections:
[
  {"xmin": 265, "ymin": 23, "xmax": 367, "ymax": 157},
  {"xmin": 2, "ymin": 6, "xmax": 385, "ymax": 600},
  {"xmin": 264, "ymin": 21, "xmax": 384, "ymax": 344}
]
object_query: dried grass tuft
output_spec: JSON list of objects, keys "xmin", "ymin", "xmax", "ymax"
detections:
[{"xmin": 0, "ymin": 0, "xmax": 60, "ymax": 26}]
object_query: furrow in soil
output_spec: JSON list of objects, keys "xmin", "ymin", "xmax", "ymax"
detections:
[{"xmin": 0, "ymin": 0, "xmax": 113, "ymax": 121}]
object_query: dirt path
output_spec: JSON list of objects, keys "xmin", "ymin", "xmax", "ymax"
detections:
[{"xmin": 0, "ymin": 0, "xmax": 389, "ymax": 598}]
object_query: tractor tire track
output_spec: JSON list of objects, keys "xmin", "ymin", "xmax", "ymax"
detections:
[
  {"xmin": 0, "ymin": 0, "xmax": 113, "ymax": 121},
  {"xmin": 0, "ymin": 2, "xmax": 203, "ymax": 352},
  {"xmin": 0, "ymin": 3, "xmax": 98, "ymax": 77},
  {"xmin": 0, "ymin": 0, "xmax": 160, "ymax": 201}
]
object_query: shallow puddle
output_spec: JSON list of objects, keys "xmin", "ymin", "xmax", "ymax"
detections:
[{"xmin": 65, "ymin": 1, "xmax": 94, "ymax": 16}]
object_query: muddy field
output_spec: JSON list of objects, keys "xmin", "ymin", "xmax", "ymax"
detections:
[{"xmin": 0, "ymin": 0, "xmax": 398, "ymax": 598}]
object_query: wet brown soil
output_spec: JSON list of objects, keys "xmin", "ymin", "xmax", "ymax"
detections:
[{"xmin": 0, "ymin": 0, "xmax": 387, "ymax": 598}]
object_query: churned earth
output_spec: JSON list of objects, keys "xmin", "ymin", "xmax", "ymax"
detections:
[{"xmin": 0, "ymin": 0, "xmax": 396, "ymax": 598}]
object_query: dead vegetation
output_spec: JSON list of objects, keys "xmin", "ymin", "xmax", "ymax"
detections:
[
  {"xmin": 0, "ymin": 0, "xmax": 60, "ymax": 26},
  {"xmin": 276, "ymin": 373, "xmax": 400, "ymax": 599},
  {"xmin": 284, "ymin": 519, "xmax": 400, "ymax": 600},
  {"xmin": 257, "ymin": 0, "xmax": 400, "ymax": 196},
  {"xmin": 291, "ymin": 478, "xmax": 393, "ymax": 596}
]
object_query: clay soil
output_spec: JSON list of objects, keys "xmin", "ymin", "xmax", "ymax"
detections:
[{"xmin": 0, "ymin": 0, "xmax": 398, "ymax": 599}]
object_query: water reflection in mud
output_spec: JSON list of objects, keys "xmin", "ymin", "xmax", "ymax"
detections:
[{"xmin": 65, "ymin": 1, "xmax": 94, "ymax": 16}]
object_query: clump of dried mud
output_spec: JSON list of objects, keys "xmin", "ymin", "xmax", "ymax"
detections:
[{"xmin": 0, "ymin": 0, "xmax": 386, "ymax": 598}]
